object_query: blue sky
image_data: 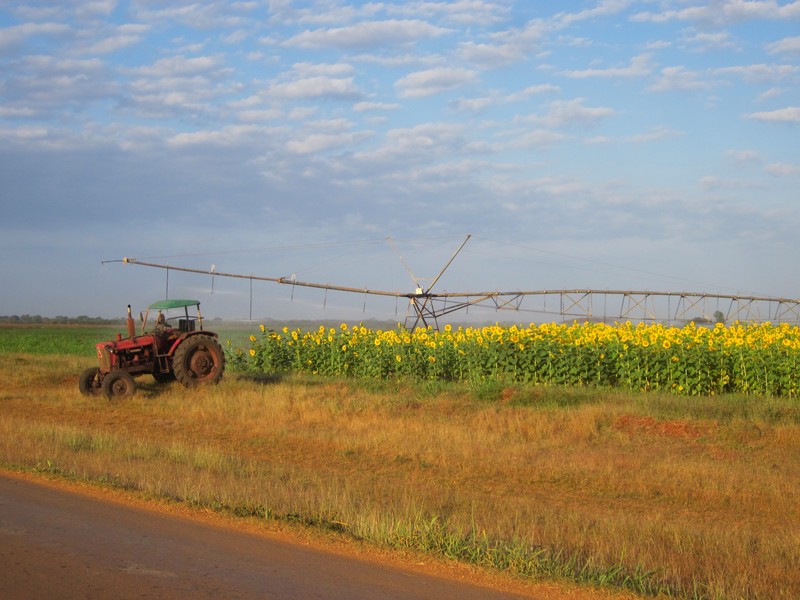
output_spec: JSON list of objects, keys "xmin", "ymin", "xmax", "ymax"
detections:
[{"xmin": 1, "ymin": 0, "xmax": 798, "ymax": 322}]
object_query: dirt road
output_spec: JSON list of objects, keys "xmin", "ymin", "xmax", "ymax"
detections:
[{"xmin": 1, "ymin": 472, "xmax": 543, "ymax": 600}]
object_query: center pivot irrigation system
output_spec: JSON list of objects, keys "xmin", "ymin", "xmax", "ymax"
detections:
[{"xmin": 115, "ymin": 235, "xmax": 800, "ymax": 329}]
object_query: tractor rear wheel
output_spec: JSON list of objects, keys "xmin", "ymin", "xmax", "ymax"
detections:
[
  {"xmin": 172, "ymin": 334, "xmax": 225, "ymax": 387},
  {"xmin": 102, "ymin": 370, "xmax": 136, "ymax": 400},
  {"xmin": 79, "ymin": 368, "xmax": 102, "ymax": 395}
]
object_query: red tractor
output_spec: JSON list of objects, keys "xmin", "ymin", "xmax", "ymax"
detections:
[{"xmin": 79, "ymin": 299, "xmax": 225, "ymax": 399}]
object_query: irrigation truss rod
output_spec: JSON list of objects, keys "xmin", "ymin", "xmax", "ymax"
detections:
[
  {"xmin": 121, "ymin": 257, "xmax": 403, "ymax": 298},
  {"xmin": 118, "ymin": 257, "xmax": 796, "ymax": 304},
  {"xmin": 118, "ymin": 257, "xmax": 800, "ymax": 324}
]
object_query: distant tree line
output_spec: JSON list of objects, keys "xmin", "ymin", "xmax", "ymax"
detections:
[{"xmin": 0, "ymin": 315, "xmax": 123, "ymax": 325}]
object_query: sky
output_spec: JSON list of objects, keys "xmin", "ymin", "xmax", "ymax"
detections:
[{"xmin": 1, "ymin": 0, "xmax": 798, "ymax": 322}]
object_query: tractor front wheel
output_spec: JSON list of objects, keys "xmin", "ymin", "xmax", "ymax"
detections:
[
  {"xmin": 102, "ymin": 370, "xmax": 136, "ymax": 400},
  {"xmin": 173, "ymin": 334, "xmax": 225, "ymax": 387},
  {"xmin": 78, "ymin": 368, "xmax": 102, "ymax": 395}
]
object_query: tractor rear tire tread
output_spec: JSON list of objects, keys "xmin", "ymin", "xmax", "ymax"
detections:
[{"xmin": 172, "ymin": 334, "xmax": 225, "ymax": 387}]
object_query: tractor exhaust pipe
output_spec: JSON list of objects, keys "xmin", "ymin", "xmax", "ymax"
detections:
[{"xmin": 126, "ymin": 305, "xmax": 135, "ymax": 338}]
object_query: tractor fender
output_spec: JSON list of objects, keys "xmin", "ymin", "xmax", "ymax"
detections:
[{"xmin": 166, "ymin": 331, "xmax": 218, "ymax": 356}]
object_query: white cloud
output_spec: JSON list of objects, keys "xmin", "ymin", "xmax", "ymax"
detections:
[
  {"xmin": 306, "ymin": 118, "xmax": 355, "ymax": 132},
  {"xmin": 451, "ymin": 84, "xmax": 560, "ymax": 113},
  {"xmin": 744, "ymin": 107, "xmax": 800, "ymax": 122},
  {"xmin": 395, "ymin": 67, "xmax": 478, "ymax": 98},
  {"xmin": 682, "ymin": 31, "xmax": 737, "ymax": 52},
  {"xmin": 450, "ymin": 96, "xmax": 495, "ymax": 113},
  {"xmin": 134, "ymin": 3, "xmax": 248, "ymax": 30},
  {"xmin": 632, "ymin": 1, "xmax": 800, "ymax": 25},
  {"xmin": 76, "ymin": 23, "xmax": 151, "ymax": 54},
  {"xmin": 352, "ymin": 122, "xmax": 467, "ymax": 163},
  {"xmin": 584, "ymin": 135, "xmax": 613, "ymax": 145},
  {"xmin": 529, "ymin": 98, "xmax": 615, "ymax": 129},
  {"xmin": 0, "ymin": 21, "xmax": 70, "ymax": 50},
  {"xmin": 10, "ymin": 1, "xmax": 114, "ymax": 21},
  {"xmin": 554, "ymin": 0, "xmax": 635, "ymax": 26},
  {"xmin": 0, "ymin": 125, "xmax": 51, "ymax": 141},
  {"xmin": 458, "ymin": 40, "xmax": 528, "ymax": 66},
  {"xmin": 131, "ymin": 55, "xmax": 227, "ymax": 78},
  {"xmin": 272, "ymin": 2, "xmax": 377, "ymax": 26},
  {"xmin": 644, "ymin": 40, "xmax": 672, "ymax": 50},
  {"xmin": 353, "ymin": 101, "xmax": 401, "ymax": 112},
  {"xmin": 764, "ymin": 162, "xmax": 800, "ymax": 176},
  {"xmin": 387, "ymin": 0, "xmax": 510, "ymax": 26},
  {"xmin": 626, "ymin": 126, "xmax": 684, "ymax": 143},
  {"xmin": 714, "ymin": 64, "xmax": 799, "ymax": 83},
  {"xmin": 284, "ymin": 19, "xmax": 451, "ymax": 50},
  {"xmin": 75, "ymin": 0, "xmax": 116, "ymax": 18},
  {"xmin": 221, "ymin": 29, "xmax": 250, "ymax": 45},
  {"xmin": 286, "ymin": 131, "xmax": 371, "ymax": 154},
  {"xmin": 0, "ymin": 55, "xmax": 115, "ymax": 116},
  {"xmin": 506, "ymin": 84, "xmax": 560, "ymax": 101},
  {"xmin": 238, "ymin": 108, "xmax": 283, "ymax": 122},
  {"xmin": 648, "ymin": 66, "xmax": 714, "ymax": 92},
  {"xmin": 0, "ymin": 106, "xmax": 36, "ymax": 118},
  {"xmin": 167, "ymin": 124, "xmax": 269, "ymax": 147},
  {"xmin": 699, "ymin": 176, "xmax": 762, "ymax": 191},
  {"xmin": 349, "ymin": 52, "xmax": 442, "ymax": 69},
  {"xmin": 726, "ymin": 149, "xmax": 762, "ymax": 165},
  {"xmin": 288, "ymin": 107, "xmax": 318, "ymax": 120},
  {"xmin": 228, "ymin": 95, "xmax": 266, "ymax": 109},
  {"xmin": 259, "ymin": 63, "xmax": 363, "ymax": 102},
  {"xmin": 511, "ymin": 129, "xmax": 569, "ymax": 149},
  {"xmin": 79, "ymin": 33, "xmax": 143, "ymax": 55},
  {"xmin": 756, "ymin": 87, "xmax": 785, "ymax": 102},
  {"xmin": 266, "ymin": 76, "xmax": 362, "ymax": 101},
  {"xmin": 766, "ymin": 36, "xmax": 800, "ymax": 55},
  {"xmin": 458, "ymin": 19, "xmax": 548, "ymax": 67},
  {"xmin": 529, "ymin": 176, "xmax": 591, "ymax": 198},
  {"xmin": 290, "ymin": 62, "xmax": 355, "ymax": 77},
  {"xmin": 560, "ymin": 53, "xmax": 654, "ymax": 78}
]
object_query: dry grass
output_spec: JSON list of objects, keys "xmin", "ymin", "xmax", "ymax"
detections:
[{"xmin": 1, "ymin": 353, "xmax": 798, "ymax": 599}]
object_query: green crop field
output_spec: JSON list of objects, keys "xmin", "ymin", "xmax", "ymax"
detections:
[
  {"xmin": 0, "ymin": 324, "xmax": 255, "ymax": 356},
  {"xmin": 0, "ymin": 325, "xmax": 122, "ymax": 355}
]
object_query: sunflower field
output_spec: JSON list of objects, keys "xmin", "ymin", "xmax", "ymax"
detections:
[{"xmin": 227, "ymin": 321, "xmax": 800, "ymax": 397}]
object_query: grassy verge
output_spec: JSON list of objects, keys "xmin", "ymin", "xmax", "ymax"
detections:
[{"xmin": 0, "ymin": 352, "xmax": 798, "ymax": 599}]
